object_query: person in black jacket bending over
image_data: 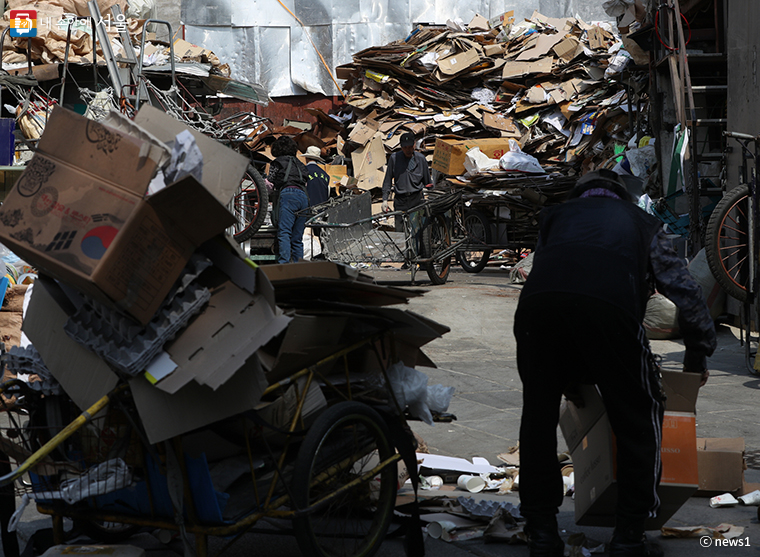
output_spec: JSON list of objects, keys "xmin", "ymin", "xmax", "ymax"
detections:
[
  {"xmin": 382, "ymin": 132, "xmax": 430, "ymax": 231},
  {"xmin": 268, "ymin": 136, "xmax": 309, "ymax": 264},
  {"xmin": 514, "ymin": 169, "xmax": 717, "ymax": 557}
]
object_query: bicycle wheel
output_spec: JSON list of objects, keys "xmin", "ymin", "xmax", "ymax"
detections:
[
  {"xmin": 423, "ymin": 213, "xmax": 452, "ymax": 285},
  {"xmin": 229, "ymin": 165, "xmax": 269, "ymax": 243},
  {"xmin": 705, "ymin": 184, "xmax": 750, "ymax": 302},
  {"xmin": 292, "ymin": 402, "xmax": 397, "ymax": 557},
  {"xmin": 457, "ymin": 209, "xmax": 492, "ymax": 273}
]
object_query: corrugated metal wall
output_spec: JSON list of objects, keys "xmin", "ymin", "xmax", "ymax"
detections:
[
  {"xmin": 180, "ymin": 0, "xmax": 610, "ymax": 97},
  {"xmin": 726, "ymin": 0, "xmax": 760, "ymax": 190}
]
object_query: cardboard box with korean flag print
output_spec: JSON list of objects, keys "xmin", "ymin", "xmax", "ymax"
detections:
[
  {"xmin": 0, "ymin": 106, "xmax": 248, "ymax": 324},
  {"xmin": 559, "ymin": 370, "xmax": 701, "ymax": 529}
]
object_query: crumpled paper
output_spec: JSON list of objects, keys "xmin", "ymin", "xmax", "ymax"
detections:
[{"xmin": 661, "ymin": 524, "xmax": 745, "ymax": 540}]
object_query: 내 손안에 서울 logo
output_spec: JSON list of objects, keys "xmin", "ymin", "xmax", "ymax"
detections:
[{"xmin": 10, "ymin": 10, "xmax": 37, "ymax": 37}]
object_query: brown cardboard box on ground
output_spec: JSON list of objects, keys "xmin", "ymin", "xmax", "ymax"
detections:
[
  {"xmin": 0, "ymin": 106, "xmax": 248, "ymax": 324},
  {"xmin": 432, "ymin": 138, "xmax": 516, "ymax": 176},
  {"xmin": 559, "ymin": 371, "xmax": 702, "ymax": 529},
  {"xmin": 696, "ymin": 438, "xmax": 746, "ymax": 496}
]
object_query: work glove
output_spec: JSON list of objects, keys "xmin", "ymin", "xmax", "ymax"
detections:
[{"xmin": 382, "ymin": 200, "xmax": 389, "ymax": 213}]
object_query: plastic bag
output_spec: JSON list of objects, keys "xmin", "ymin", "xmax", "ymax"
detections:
[
  {"xmin": 426, "ymin": 384, "xmax": 455, "ymax": 413},
  {"xmin": 643, "ymin": 293, "xmax": 680, "ymax": 340},
  {"xmin": 688, "ymin": 248, "xmax": 726, "ymax": 319},
  {"xmin": 419, "ymin": 52, "xmax": 440, "ymax": 70},
  {"xmin": 29, "ymin": 458, "xmax": 134, "ymax": 505},
  {"xmin": 510, "ymin": 252, "xmax": 534, "ymax": 284},
  {"xmin": 499, "ymin": 140, "xmax": 545, "ymax": 174},
  {"xmin": 164, "ymin": 130, "xmax": 204, "ymax": 185},
  {"xmin": 604, "ymin": 50, "xmax": 632, "ymax": 79},
  {"xmin": 471, "ymin": 87, "xmax": 496, "ymax": 105},
  {"xmin": 602, "ymin": 0, "xmax": 634, "ymax": 18},
  {"xmin": 625, "ymin": 145, "xmax": 657, "ymax": 177},
  {"xmin": 302, "ymin": 230, "xmax": 322, "ymax": 260},
  {"xmin": 126, "ymin": 0, "xmax": 157, "ymax": 19},
  {"xmin": 464, "ymin": 147, "xmax": 501, "ymax": 175},
  {"xmin": 386, "ymin": 361, "xmax": 433, "ymax": 425}
]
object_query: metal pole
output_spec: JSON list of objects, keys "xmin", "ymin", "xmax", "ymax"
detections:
[
  {"xmin": 88, "ymin": 0, "xmax": 124, "ymax": 95},
  {"xmin": 59, "ymin": 22, "xmax": 73, "ymax": 105}
]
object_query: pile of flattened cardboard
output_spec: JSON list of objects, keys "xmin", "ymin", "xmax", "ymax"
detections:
[
  {"xmin": 334, "ymin": 10, "xmax": 647, "ymax": 184},
  {"xmin": 236, "ymin": 11, "xmax": 649, "ymax": 251}
]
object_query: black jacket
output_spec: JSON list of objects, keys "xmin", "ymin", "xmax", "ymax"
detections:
[
  {"xmin": 269, "ymin": 155, "xmax": 308, "ymax": 193},
  {"xmin": 520, "ymin": 197, "xmax": 662, "ymax": 323}
]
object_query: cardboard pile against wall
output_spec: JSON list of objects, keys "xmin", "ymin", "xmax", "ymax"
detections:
[
  {"xmin": 235, "ymin": 9, "xmax": 648, "ymax": 219},
  {"xmin": 333, "ymin": 11, "xmax": 647, "ymax": 184}
]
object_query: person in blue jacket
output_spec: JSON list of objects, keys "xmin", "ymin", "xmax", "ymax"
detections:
[{"xmin": 304, "ymin": 146, "xmax": 330, "ymax": 207}]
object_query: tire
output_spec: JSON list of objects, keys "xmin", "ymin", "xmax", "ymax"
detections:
[
  {"xmin": 457, "ymin": 209, "xmax": 492, "ymax": 273},
  {"xmin": 423, "ymin": 213, "xmax": 452, "ymax": 285},
  {"xmin": 74, "ymin": 519, "xmax": 141, "ymax": 543},
  {"xmin": 229, "ymin": 165, "xmax": 269, "ymax": 243},
  {"xmin": 292, "ymin": 402, "xmax": 397, "ymax": 557},
  {"xmin": 705, "ymin": 184, "xmax": 750, "ymax": 302}
]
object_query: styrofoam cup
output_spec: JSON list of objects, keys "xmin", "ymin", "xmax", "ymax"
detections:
[
  {"xmin": 709, "ymin": 493, "xmax": 739, "ymax": 508},
  {"xmin": 457, "ymin": 474, "xmax": 486, "ymax": 493},
  {"xmin": 427, "ymin": 520, "xmax": 457, "ymax": 539},
  {"xmin": 738, "ymin": 489, "xmax": 760, "ymax": 505}
]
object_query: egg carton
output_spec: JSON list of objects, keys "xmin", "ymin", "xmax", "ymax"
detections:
[
  {"xmin": 5, "ymin": 345, "xmax": 50, "ymax": 377},
  {"xmin": 4, "ymin": 346, "xmax": 62, "ymax": 395},
  {"xmin": 64, "ymin": 282, "xmax": 211, "ymax": 377},
  {"xmin": 457, "ymin": 496, "xmax": 522, "ymax": 519},
  {"xmin": 77, "ymin": 254, "xmax": 213, "ymax": 344}
]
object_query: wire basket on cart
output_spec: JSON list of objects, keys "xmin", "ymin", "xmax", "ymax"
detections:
[{"xmin": 305, "ymin": 190, "xmax": 462, "ymax": 284}]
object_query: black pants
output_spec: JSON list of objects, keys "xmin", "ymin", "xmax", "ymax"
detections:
[
  {"xmin": 393, "ymin": 190, "xmax": 423, "ymax": 232},
  {"xmin": 514, "ymin": 292, "xmax": 664, "ymax": 525}
]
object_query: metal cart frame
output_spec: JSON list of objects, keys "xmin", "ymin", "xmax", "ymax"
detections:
[{"xmin": 0, "ymin": 332, "xmax": 415, "ymax": 557}]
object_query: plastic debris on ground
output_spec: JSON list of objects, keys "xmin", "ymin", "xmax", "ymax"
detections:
[{"xmin": 710, "ymin": 493, "xmax": 740, "ymax": 508}]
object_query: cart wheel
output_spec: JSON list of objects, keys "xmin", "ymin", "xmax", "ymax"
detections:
[
  {"xmin": 705, "ymin": 184, "xmax": 750, "ymax": 302},
  {"xmin": 457, "ymin": 209, "xmax": 492, "ymax": 273},
  {"xmin": 229, "ymin": 165, "xmax": 269, "ymax": 243},
  {"xmin": 423, "ymin": 213, "xmax": 451, "ymax": 285},
  {"xmin": 292, "ymin": 402, "xmax": 397, "ymax": 557},
  {"xmin": 74, "ymin": 519, "xmax": 141, "ymax": 543}
]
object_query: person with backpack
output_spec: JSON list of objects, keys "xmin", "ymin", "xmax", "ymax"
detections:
[{"xmin": 268, "ymin": 136, "xmax": 309, "ymax": 264}]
